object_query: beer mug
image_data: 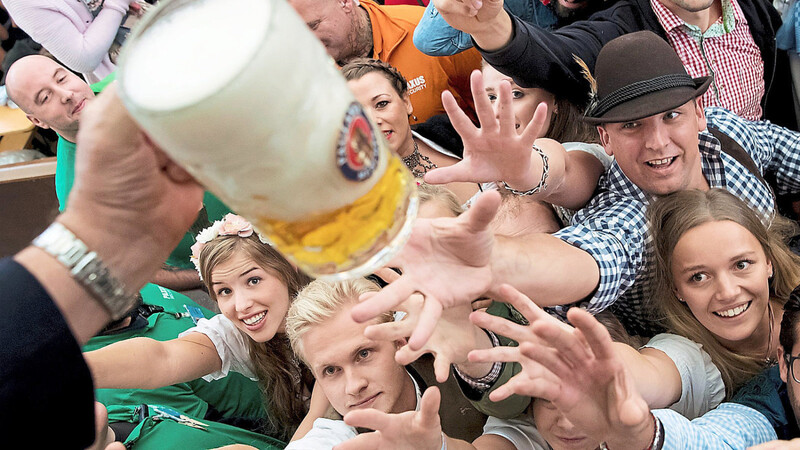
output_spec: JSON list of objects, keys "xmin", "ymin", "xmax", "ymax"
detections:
[{"xmin": 117, "ymin": 0, "xmax": 417, "ymax": 279}]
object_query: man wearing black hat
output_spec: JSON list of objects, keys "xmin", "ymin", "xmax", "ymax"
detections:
[
  {"xmin": 432, "ymin": 0, "xmax": 796, "ymax": 130},
  {"xmin": 351, "ymin": 31, "xmax": 800, "ymax": 343}
]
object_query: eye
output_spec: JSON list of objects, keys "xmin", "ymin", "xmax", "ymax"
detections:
[
  {"xmin": 734, "ymin": 259, "xmax": 753, "ymax": 270},
  {"xmin": 511, "ymin": 90, "xmax": 524, "ymax": 99},
  {"xmin": 323, "ymin": 366, "xmax": 339, "ymax": 376},
  {"xmin": 689, "ymin": 272, "xmax": 708, "ymax": 283},
  {"xmin": 375, "ymin": 100, "xmax": 389, "ymax": 109},
  {"xmin": 664, "ymin": 110, "xmax": 680, "ymax": 120},
  {"xmin": 58, "ymin": 76, "xmax": 66, "ymax": 83},
  {"xmin": 357, "ymin": 349, "xmax": 371, "ymax": 360},
  {"xmin": 621, "ymin": 121, "xmax": 639, "ymax": 130},
  {"xmin": 486, "ymin": 93, "xmax": 497, "ymax": 103},
  {"xmin": 247, "ymin": 276, "xmax": 261, "ymax": 286},
  {"xmin": 216, "ymin": 287, "xmax": 232, "ymax": 296}
]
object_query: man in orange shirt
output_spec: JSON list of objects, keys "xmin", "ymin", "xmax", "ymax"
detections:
[{"xmin": 289, "ymin": 0, "xmax": 479, "ymax": 124}]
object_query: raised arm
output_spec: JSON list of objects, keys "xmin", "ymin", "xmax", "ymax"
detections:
[
  {"xmin": 85, "ymin": 332, "xmax": 222, "ymax": 389},
  {"xmin": 5, "ymin": 0, "xmax": 135, "ymax": 74}
]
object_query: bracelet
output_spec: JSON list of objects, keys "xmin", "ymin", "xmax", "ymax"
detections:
[
  {"xmin": 501, "ymin": 144, "xmax": 549, "ymax": 196},
  {"xmin": 598, "ymin": 413, "xmax": 661, "ymax": 450}
]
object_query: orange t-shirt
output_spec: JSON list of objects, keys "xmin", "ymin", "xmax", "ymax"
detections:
[{"xmin": 362, "ymin": 0, "xmax": 480, "ymax": 124}]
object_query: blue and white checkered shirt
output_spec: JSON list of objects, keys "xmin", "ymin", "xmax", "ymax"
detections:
[
  {"xmin": 550, "ymin": 107, "xmax": 800, "ymax": 336},
  {"xmin": 654, "ymin": 403, "xmax": 777, "ymax": 448}
]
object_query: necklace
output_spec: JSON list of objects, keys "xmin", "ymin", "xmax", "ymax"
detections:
[{"xmin": 402, "ymin": 140, "xmax": 437, "ymax": 178}]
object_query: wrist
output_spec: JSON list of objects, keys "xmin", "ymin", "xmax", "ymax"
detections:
[
  {"xmin": 604, "ymin": 412, "xmax": 658, "ymax": 450},
  {"xmin": 473, "ymin": 10, "xmax": 513, "ymax": 52}
]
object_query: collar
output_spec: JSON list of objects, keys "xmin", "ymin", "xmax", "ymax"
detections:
[
  {"xmin": 651, "ymin": 0, "xmax": 742, "ymax": 35},
  {"xmin": 359, "ymin": 0, "xmax": 407, "ymax": 60}
]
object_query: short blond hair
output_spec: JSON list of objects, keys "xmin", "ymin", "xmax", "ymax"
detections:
[
  {"xmin": 286, "ymin": 278, "xmax": 392, "ymax": 362},
  {"xmin": 417, "ymin": 183, "xmax": 464, "ymax": 216}
]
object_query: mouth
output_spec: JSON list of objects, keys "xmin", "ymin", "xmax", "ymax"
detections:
[
  {"xmin": 241, "ymin": 310, "xmax": 267, "ymax": 329},
  {"xmin": 382, "ymin": 130, "xmax": 393, "ymax": 140},
  {"xmin": 714, "ymin": 301, "xmax": 752, "ymax": 319},
  {"xmin": 72, "ymin": 99, "xmax": 86, "ymax": 116},
  {"xmin": 349, "ymin": 392, "xmax": 380, "ymax": 409},
  {"xmin": 645, "ymin": 156, "xmax": 676, "ymax": 169},
  {"xmin": 554, "ymin": 435, "xmax": 588, "ymax": 446}
]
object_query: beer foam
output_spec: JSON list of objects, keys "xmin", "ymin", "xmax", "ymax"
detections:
[{"xmin": 121, "ymin": 0, "xmax": 269, "ymax": 111}]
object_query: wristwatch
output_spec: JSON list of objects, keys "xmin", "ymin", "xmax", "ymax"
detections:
[{"xmin": 32, "ymin": 222, "xmax": 138, "ymax": 320}]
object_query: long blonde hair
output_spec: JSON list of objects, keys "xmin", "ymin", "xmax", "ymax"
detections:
[
  {"xmin": 199, "ymin": 234, "xmax": 313, "ymax": 440},
  {"xmin": 648, "ymin": 189, "xmax": 800, "ymax": 398}
]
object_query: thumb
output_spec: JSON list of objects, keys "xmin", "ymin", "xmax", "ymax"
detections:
[{"xmin": 423, "ymin": 163, "xmax": 471, "ymax": 185}]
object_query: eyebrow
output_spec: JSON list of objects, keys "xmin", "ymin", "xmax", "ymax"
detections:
[
  {"xmin": 307, "ymin": 19, "xmax": 321, "ymax": 29},
  {"xmin": 315, "ymin": 343, "xmax": 372, "ymax": 370},
  {"xmin": 210, "ymin": 266, "xmax": 259, "ymax": 285},
  {"xmin": 678, "ymin": 251, "xmax": 757, "ymax": 274}
]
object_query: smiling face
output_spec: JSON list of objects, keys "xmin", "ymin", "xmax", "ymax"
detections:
[
  {"xmin": 210, "ymin": 250, "xmax": 292, "ymax": 342},
  {"xmin": 533, "ymin": 398, "xmax": 596, "ymax": 450},
  {"xmin": 6, "ymin": 56, "xmax": 95, "ymax": 141},
  {"xmin": 481, "ymin": 64, "xmax": 555, "ymax": 138},
  {"xmin": 301, "ymin": 303, "xmax": 415, "ymax": 416},
  {"xmin": 598, "ymin": 100, "xmax": 708, "ymax": 196},
  {"xmin": 671, "ymin": 220, "xmax": 773, "ymax": 351},
  {"xmin": 347, "ymin": 71, "xmax": 414, "ymax": 155}
]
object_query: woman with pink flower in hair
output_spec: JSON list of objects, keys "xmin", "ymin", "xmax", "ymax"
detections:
[{"xmin": 85, "ymin": 214, "xmax": 314, "ymax": 441}]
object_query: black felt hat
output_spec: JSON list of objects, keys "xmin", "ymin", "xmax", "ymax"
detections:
[{"xmin": 582, "ymin": 31, "xmax": 712, "ymax": 124}]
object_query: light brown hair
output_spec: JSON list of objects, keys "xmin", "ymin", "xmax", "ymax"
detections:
[
  {"xmin": 648, "ymin": 189, "xmax": 800, "ymax": 398},
  {"xmin": 342, "ymin": 58, "xmax": 408, "ymax": 97},
  {"xmin": 199, "ymin": 234, "xmax": 313, "ymax": 440}
]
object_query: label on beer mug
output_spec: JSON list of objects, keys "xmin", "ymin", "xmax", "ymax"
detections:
[{"xmin": 337, "ymin": 103, "xmax": 379, "ymax": 182}]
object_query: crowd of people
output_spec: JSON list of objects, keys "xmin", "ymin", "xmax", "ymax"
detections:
[{"xmin": 3, "ymin": 0, "xmax": 800, "ymax": 449}]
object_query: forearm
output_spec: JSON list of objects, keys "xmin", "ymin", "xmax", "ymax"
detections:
[
  {"xmin": 152, "ymin": 266, "xmax": 203, "ymax": 291},
  {"xmin": 86, "ymin": 337, "xmax": 179, "ymax": 389},
  {"xmin": 446, "ymin": 436, "xmax": 478, "ymax": 450},
  {"xmin": 488, "ymin": 234, "xmax": 599, "ymax": 306},
  {"xmin": 614, "ymin": 343, "xmax": 682, "ymax": 410},
  {"xmin": 454, "ymin": 327, "xmax": 495, "ymax": 378},
  {"xmin": 604, "ymin": 412, "xmax": 656, "ymax": 449}
]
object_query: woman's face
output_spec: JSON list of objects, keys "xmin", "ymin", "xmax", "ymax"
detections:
[
  {"xmin": 671, "ymin": 220, "xmax": 773, "ymax": 349},
  {"xmin": 210, "ymin": 250, "xmax": 291, "ymax": 342},
  {"xmin": 481, "ymin": 64, "xmax": 555, "ymax": 138},
  {"xmin": 532, "ymin": 398, "xmax": 596, "ymax": 450},
  {"xmin": 347, "ymin": 71, "xmax": 413, "ymax": 155}
]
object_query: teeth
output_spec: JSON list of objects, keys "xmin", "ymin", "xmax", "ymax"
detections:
[
  {"xmin": 243, "ymin": 311, "xmax": 266, "ymax": 326},
  {"xmin": 715, "ymin": 302, "xmax": 750, "ymax": 318},
  {"xmin": 647, "ymin": 157, "xmax": 673, "ymax": 167}
]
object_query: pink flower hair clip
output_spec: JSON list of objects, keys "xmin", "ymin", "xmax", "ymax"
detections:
[{"xmin": 190, "ymin": 213, "xmax": 270, "ymax": 279}]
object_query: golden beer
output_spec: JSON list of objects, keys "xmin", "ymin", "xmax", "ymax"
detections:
[{"xmin": 118, "ymin": 0, "xmax": 417, "ymax": 279}]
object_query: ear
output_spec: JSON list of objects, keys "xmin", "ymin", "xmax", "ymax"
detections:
[
  {"xmin": 394, "ymin": 338, "xmax": 407, "ymax": 349},
  {"xmin": 767, "ymin": 258, "xmax": 774, "ymax": 279},
  {"xmin": 340, "ymin": 0, "xmax": 353, "ymax": 12},
  {"xmin": 597, "ymin": 125, "xmax": 612, "ymax": 156},
  {"xmin": 26, "ymin": 114, "xmax": 49, "ymax": 130},
  {"xmin": 404, "ymin": 93, "xmax": 413, "ymax": 116},
  {"xmin": 779, "ymin": 346, "xmax": 788, "ymax": 383},
  {"xmin": 695, "ymin": 100, "xmax": 706, "ymax": 132}
]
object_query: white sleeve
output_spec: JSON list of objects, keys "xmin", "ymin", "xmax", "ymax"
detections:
[
  {"xmin": 562, "ymin": 142, "xmax": 614, "ymax": 170},
  {"xmin": 178, "ymin": 315, "xmax": 258, "ymax": 381},
  {"xmin": 642, "ymin": 333, "xmax": 725, "ymax": 419},
  {"xmin": 285, "ymin": 418, "xmax": 358, "ymax": 450},
  {"xmin": 482, "ymin": 415, "xmax": 550, "ymax": 450}
]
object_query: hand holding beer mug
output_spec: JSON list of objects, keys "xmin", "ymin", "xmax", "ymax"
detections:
[{"xmin": 117, "ymin": 0, "xmax": 417, "ymax": 279}]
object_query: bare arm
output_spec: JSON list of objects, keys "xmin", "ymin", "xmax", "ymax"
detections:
[
  {"xmin": 152, "ymin": 264, "xmax": 203, "ymax": 291},
  {"xmin": 472, "ymin": 434, "xmax": 519, "ymax": 450},
  {"xmin": 85, "ymin": 332, "xmax": 222, "ymax": 389},
  {"xmin": 613, "ymin": 343, "xmax": 682, "ymax": 410}
]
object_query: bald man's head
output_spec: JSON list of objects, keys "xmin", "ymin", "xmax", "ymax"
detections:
[{"xmin": 6, "ymin": 56, "xmax": 95, "ymax": 142}]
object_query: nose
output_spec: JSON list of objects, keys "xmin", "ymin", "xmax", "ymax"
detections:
[
  {"xmin": 555, "ymin": 413, "xmax": 576, "ymax": 431},
  {"xmin": 644, "ymin": 121, "xmax": 670, "ymax": 151},
  {"xmin": 59, "ymin": 86, "xmax": 74, "ymax": 104},
  {"xmin": 233, "ymin": 290, "xmax": 254, "ymax": 313},
  {"xmin": 344, "ymin": 368, "xmax": 368, "ymax": 397},
  {"xmin": 492, "ymin": 98, "xmax": 501, "ymax": 121},
  {"xmin": 713, "ymin": 272, "xmax": 741, "ymax": 303}
]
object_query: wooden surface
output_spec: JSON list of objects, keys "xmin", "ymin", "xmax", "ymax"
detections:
[{"xmin": 0, "ymin": 106, "xmax": 36, "ymax": 152}]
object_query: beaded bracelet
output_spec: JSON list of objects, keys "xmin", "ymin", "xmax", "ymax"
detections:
[{"xmin": 501, "ymin": 144, "xmax": 549, "ymax": 196}]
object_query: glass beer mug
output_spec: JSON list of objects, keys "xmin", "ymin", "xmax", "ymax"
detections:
[{"xmin": 117, "ymin": 0, "xmax": 417, "ymax": 279}]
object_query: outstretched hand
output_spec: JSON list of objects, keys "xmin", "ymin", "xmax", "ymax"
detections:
[
  {"xmin": 467, "ymin": 284, "xmax": 569, "ymax": 401},
  {"xmin": 504, "ymin": 306, "xmax": 653, "ymax": 448},
  {"xmin": 364, "ymin": 270, "xmax": 490, "ymax": 382},
  {"xmin": 335, "ymin": 387, "xmax": 444, "ymax": 450},
  {"xmin": 433, "ymin": 0, "xmax": 506, "ymax": 37},
  {"xmin": 425, "ymin": 70, "xmax": 548, "ymax": 189},
  {"xmin": 351, "ymin": 190, "xmax": 501, "ymax": 350}
]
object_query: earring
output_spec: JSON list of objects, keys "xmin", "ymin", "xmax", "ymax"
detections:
[{"xmin": 411, "ymin": 114, "xmax": 417, "ymax": 121}]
